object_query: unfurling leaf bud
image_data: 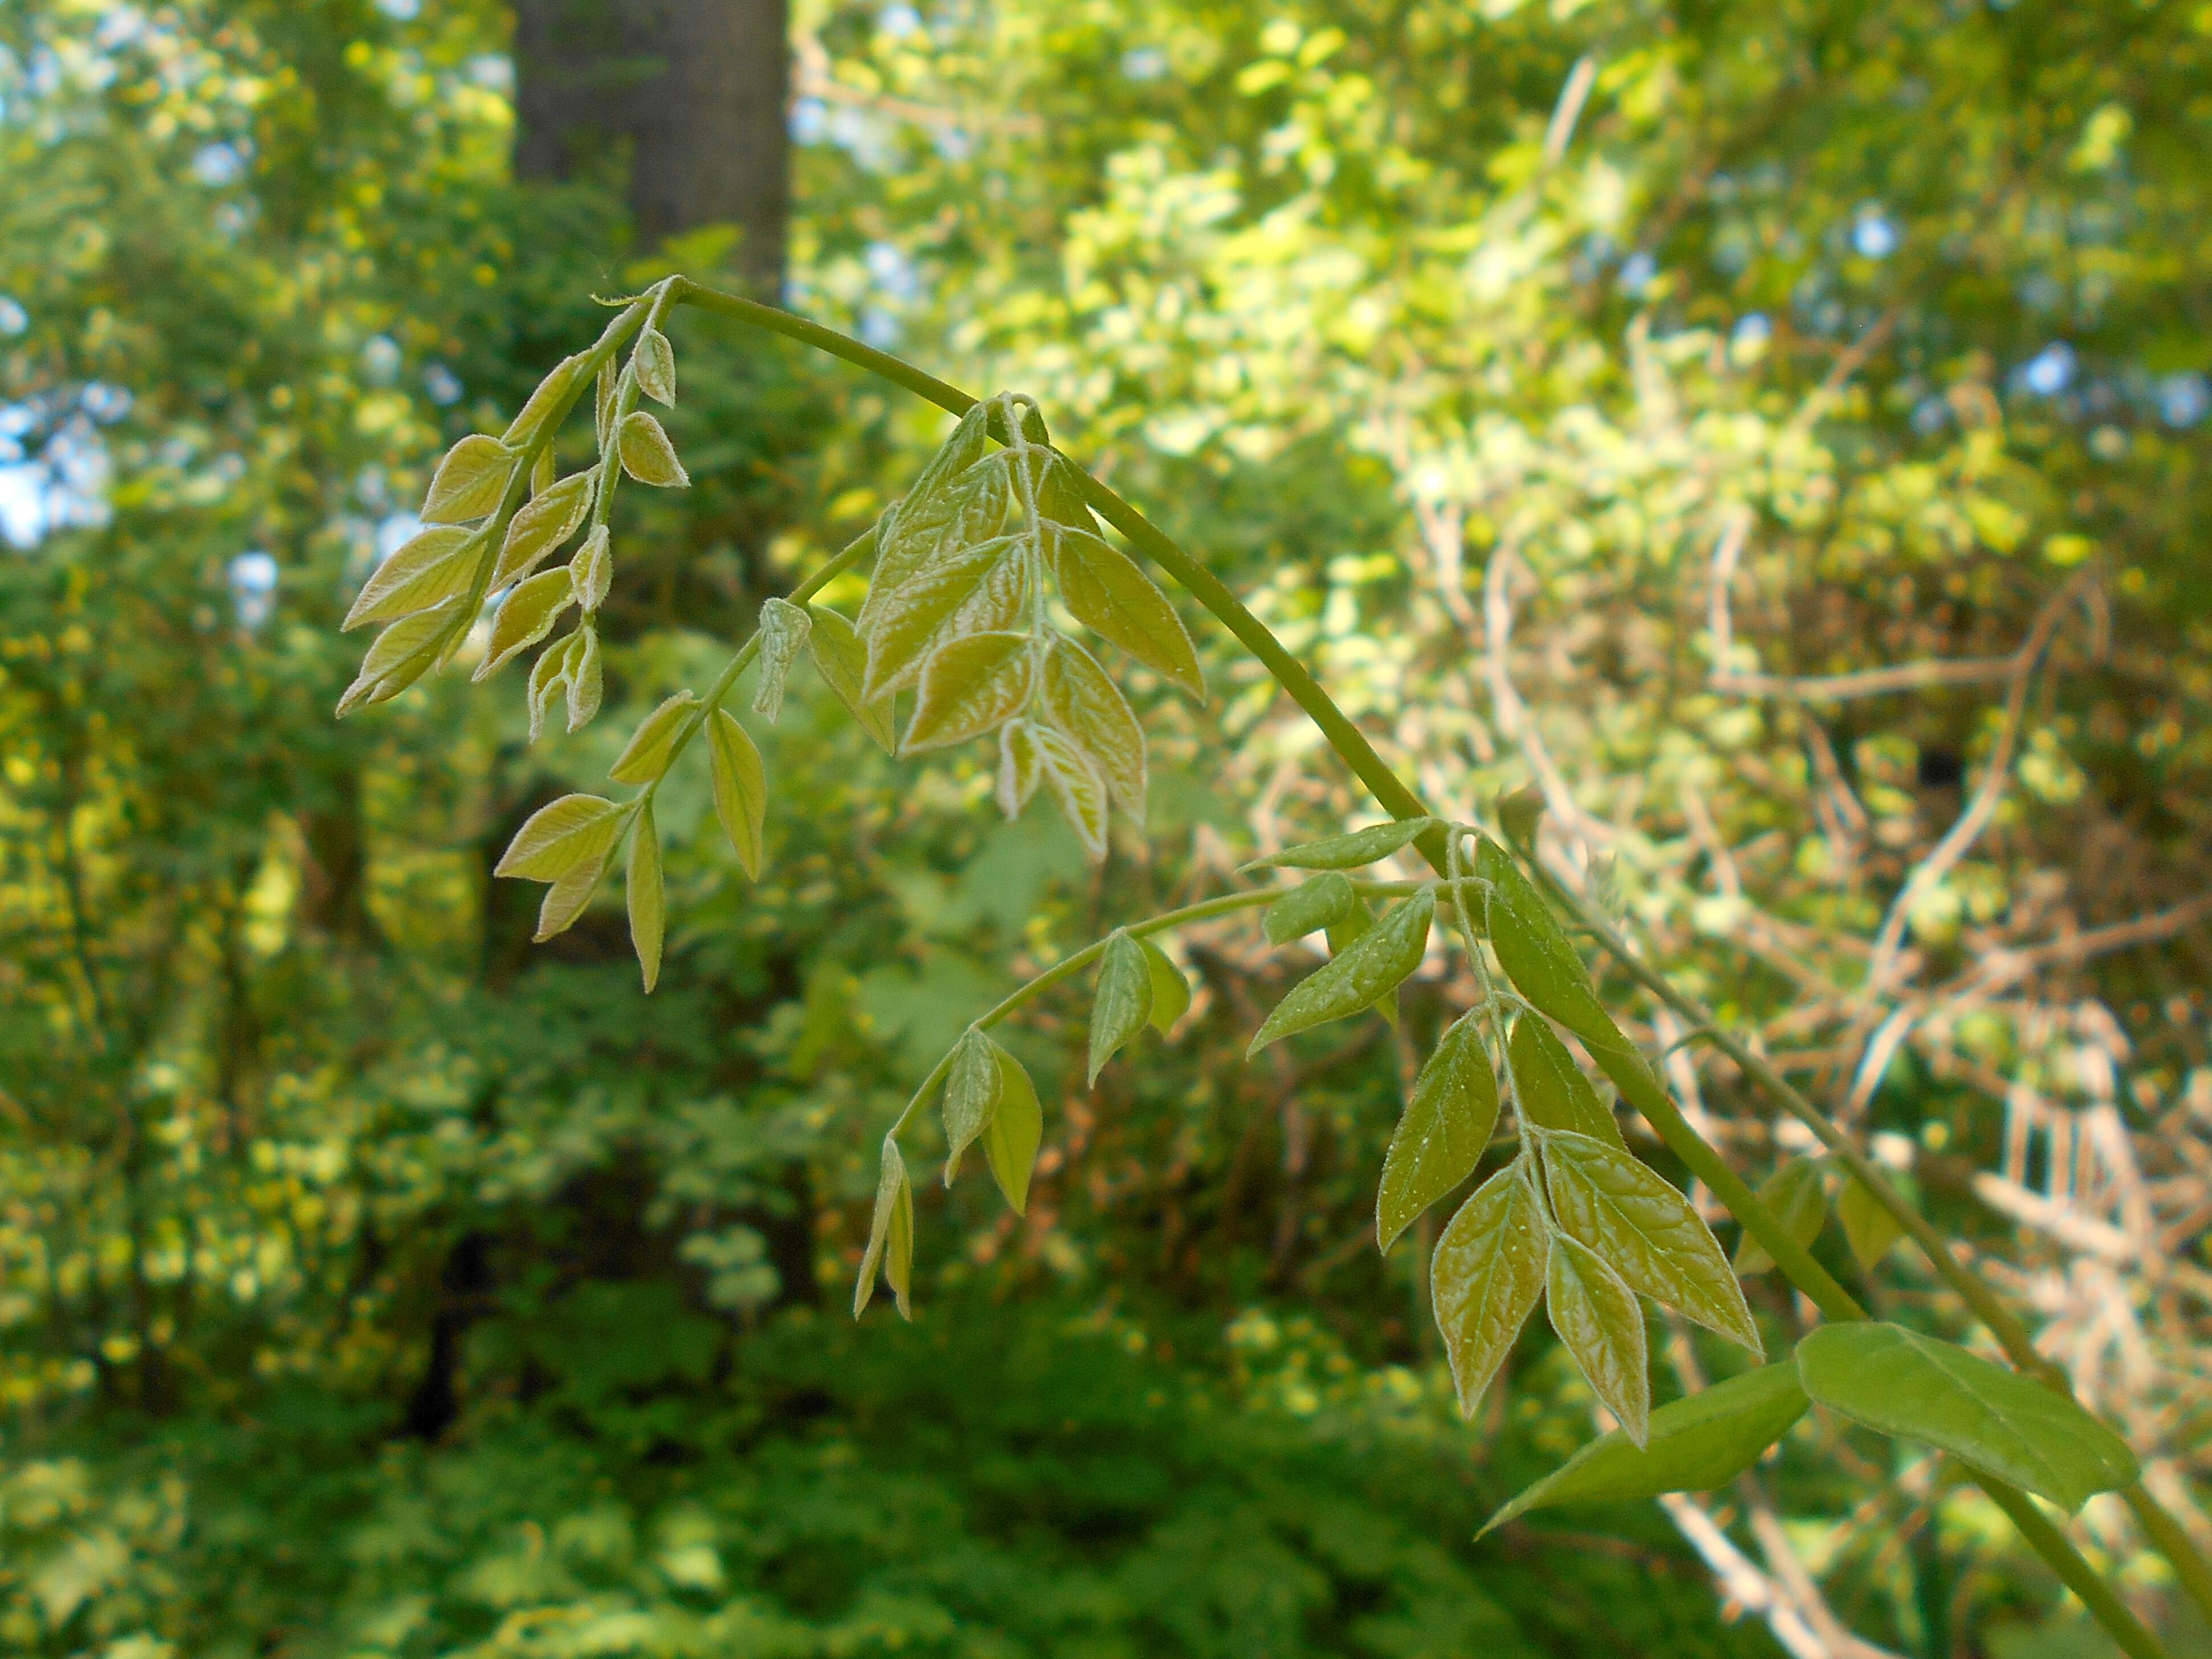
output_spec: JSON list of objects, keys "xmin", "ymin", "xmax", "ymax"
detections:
[
  {"xmin": 752, "ymin": 597, "xmax": 812, "ymax": 724},
  {"xmin": 633, "ymin": 327, "xmax": 677, "ymax": 406},
  {"xmin": 566, "ymin": 625, "xmax": 603, "ymax": 731},
  {"xmin": 617, "ymin": 410, "xmax": 689, "ymax": 487}
]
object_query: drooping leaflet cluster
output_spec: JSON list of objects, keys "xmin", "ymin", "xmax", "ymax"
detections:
[{"xmin": 331, "ymin": 278, "xmax": 2193, "ymax": 1651}]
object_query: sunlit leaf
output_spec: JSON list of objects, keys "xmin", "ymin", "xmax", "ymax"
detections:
[
  {"xmin": 527, "ymin": 632, "xmax": 577, "ymax": 745},
  {"xmin": 1242, "ymin": 818, "xmax": 1440, "ymax": 872},
  {"xmin": 421, "ymin": 433, "xmax": 513, "ymax": 523},
  {"xmin": 861, "ymin": 530, "xmax": 1027, "ymax": 701},
  {"xmin": 983, "ymin": 1039, "xmax": 1043, "ymax": 1214},
  {"xmin": 707, "ymin": 707, "xmax": 766, "ymax": 878},
  {"xmin": 336, "ymin": 600, "xmax": 458, "ymax": 716},
  {"xmin": 1480, "ymin": 1364, "xmax": 1811, "ymax": 1534},
  {"xmin": 1088, "ymin": 931, "xmax": 1154, "ymax": 1085},
  {"xmin": 475, "ymin": 568, "xmax": 575, "ymax": 680},
  {"xmin": 1039, "ymin": 638, "xmax": 1145, "ymax": 818},
  {"xmin": 1508, "ymin": 1016, "xmax": 1624, "ymax": 1146},
  {"xmin": 344, "ymin": 525, "xmax": 477, "ymax": 630},
  {"xmin": 491, "ymin": 470, "xmax": 594, "ymax": 588},
  {"xmin": 1540, "ymin": 1131, "xmax": 1762, "ymax": 1356},
  {"xmin": 1547, "ymin": 1232, "xmax": 1652, "ymax": 1446},
  {"xmin": 904, "ymin": 631, "xmax": 1035, "ymax": 753},
  {"xmin": 942, "ymin": 1028, "xmax": 1002, "ymax": 1182},
  {"xmin": 805, "ymin": 605, "xmax": 898, "ymax": 752},
  {"xmin": 628, "ymin": 800, "xmax": 665, "ymax": 993},
  {"xmin": 499, "ymin": 351, "xmax": 584, "ymax": 449},
  {"xmin": 1735, "ymin": 1159, "xmax": 1827, "ymax": 1274},
  {"xmin": 1799, "ymin": 1324, "xmax": 2137, "ymax": 1510},
  {"xmin": 996, "ymin": 718, "xmax": 1042, "ymax": 818},
  {"xmin": 617, "ymin": 409, "xmax": 689, "ymax": 487},
  {"xmin": 853, "ymin": 1141, "xmax": 914, "ymax": 1320},
  {"xmin": 1378, "ymin": 1012, "xmax": 1499, "ymax": 1251},
  {"xmin": 1264, "ymin": 872, "xmax": 1357, "ymax": 946},
  {"xmin": 607, "ymin": 690, "xmax": 700, "ymax": 786},
  {"xmin": 1140, "ymin": 938, "xmax": 1189, "ymax": 1034},
  {"xmin": 495, "ymin": 794, "xmax": 624, "ymax": 881},
  {"xmin": 565, "ymin": 625, "xmax": 603, "ymax": 731},
  {"xmin": 1047, "ymin": 524, "xmax": 1204, "ymax": 698},
  {"xmin": 859, "ymin": 404, "xmax": 992, "ymax": 633},
  {"xmin": 1432, "ymin": 1161, "xmax": 1549, "ymax": 1417},
  {"xmin": 1248, "ymin": 891, "xmax": 1432, "ymax": 1055}
]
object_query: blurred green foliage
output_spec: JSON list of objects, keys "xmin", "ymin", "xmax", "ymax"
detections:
[{"xmin": 0, "ymin": 0, "xmax": 2206, "ymax": 1654}]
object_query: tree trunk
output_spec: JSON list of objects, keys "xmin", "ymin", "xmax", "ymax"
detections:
[{"xmin": 514, "ymin": 0, "xmax": 790, "ymax": 296}]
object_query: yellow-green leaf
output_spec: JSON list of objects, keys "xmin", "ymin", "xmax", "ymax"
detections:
[
  {"xmin": 1735, "ymin": 1159, "xmax": 1827, "ymax": 1274},
  {"xmin": 806, "ymin": 605, "xmax": 898, "ymax": 752},
  {"xmin": 1248, "ymin": 891, "xmax": 1432, "ymax": 1056},
  {"xmin": 1047, "ymin": 524, "xmax": 1204, "ymax": 698},
  {"xmin": 860, "ymin": 530, "xmax": 1027, "ymax": 701},
  {"xmin": 1088, "ymin": 932, "xmax": 1154, "ymax": 1085},
  {"xmin": 609, "ymin": 690, "xmax": 702, "ymax": 785},
  {"xmin": 853, "ymin": 1141, "xmax": 914, "ymax": 1320},
  {"xmin": 527, "ymin": 632, "xmax": 578, "ymax": 744},
  {"xmin": 996, "ymin": 718, "xmax": 1042, "ymax": 817},
  {"xmin": 859, "ymin": 408, "xmax": 997, "ymax": 635},
  {"xmin": 344, "ymin": 525, "xmax": 478, "ymax": 631},
  {"xmin": 903, "ymin": 631, "xmax": 1035, "ymax": 753},
  {"xmin": 1796, "ymin": 1324, "xmax": 2138, "ymax": 1511},
  {"xmin": 1547, "ymin": 1232, "xmax": 1652, "ymax": 1446},
  {"xmin": 535, "ymin": 852, "xmax": 611, "ymax": 942},
  {"xmin": 983, "ymin": 1039, "xmax": 1043, "ymax": 1214},
  {"xmin": 570, "ymin": 527, "xmax": 611, "ymax": 611},
  {"xmin": 495, "ymin": 793, "xmax": 624, "ymax": 881},
  {"xmin": 491, "ymin": 470, "xmax": 594, "ymax": 588},
  {"xmin": 707, "ymin": 708, "xmax": 766, "ymax": 878},
  {"xmin": 1541, "ymin": 1131, "xmax": 1762, "ymax": 1356},
  {"xmin": 1508, "ymin": 1016, "xmax": 1624, "ymax": 1147},
  {"xmin": 474, "ymin": 568, "xmax": 575, "ymax": 680},
  {"xmin": 751, "ymin": 597, "xmax": 812, "ymax": 725},
  {"xmin": 1140, "ymin": 938, "xmax": 1189, "ymax": 1035},
  {"xmin": 1432, "ymin": 1161, "xmax": 1550, "ymax": 1417},
  {"xmin": 1379, "ymin": 1013, "xmax": 1499, "ymax": 1251},
  {"xmin": 500, "ymin": 352, "xmax": 584, "ymax": 449},
  {"xmin": 628, "ymin": 802, "xmax": 665, "ymax": 993},
  {"xmin": 336, "ymin": 600, "xmax": 459, "ymax": 716},
  {"xmin": 565, "ymin": 624, "xmax": 603, "ymax": 731},
  {"xmin": 421, "ymin": 433, "xmax": 513, "ymax": 523},
  {"xmin": 1039, "ymin": 639, "xmax": 1145, "ymax": 819},
  {"xmin": 1480, "ymin": 1364, "xmax": 1810, "ymax": 1535},
  {"xmin": 617, "ymin": 409, "xmax": 690, "ymax": 487}
]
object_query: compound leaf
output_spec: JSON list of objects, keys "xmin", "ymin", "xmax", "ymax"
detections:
[
  {"xmin": 752, "ymin": 597, "xmax": 812, "ymax": 725},
  {"xmin": 861, "ymin": 530, "xmax": 1027, "ymax": 701},
  {"xmin": 1378, "ymin": 1012, "xmax": 1499, "ymax": 1251},
  {"xmin": 1432, "ymin": 1161, "xmax": 1550, "ymax": 1417},
  {"xmin": 1796, "ymin": 1323, "xmax": 2137, "ymax": 1512},
  {"xmin": 1480, "ymin": 1363, "xmax": 1811, "ymax": 1535},
  {"xmin": 1541, "ymin": 1131, "xmax": 1761, "ymax": 1357},
  {"xmin": 1248, "ymin": 891, "xmax": 1432, "ymax": 1056},
  {"xmin": 501, "ymin": 351, "xmax": 583, "ymax": 449}
]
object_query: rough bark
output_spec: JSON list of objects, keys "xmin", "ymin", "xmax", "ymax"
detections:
[{"xmin": 514, "ymin": 0, "xmax": 790, "ymax": 295}]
